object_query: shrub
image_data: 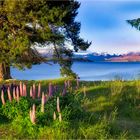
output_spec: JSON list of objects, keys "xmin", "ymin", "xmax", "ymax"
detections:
[
  {"xmin": 1, "ymin": 97, "xmax": 30, "ymax": 120},
  {"xmin": 12, "ymin": 115, "xmax": 38, "ymax": 138}
]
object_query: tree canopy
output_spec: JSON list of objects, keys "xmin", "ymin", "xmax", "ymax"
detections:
[
  {"xmin": 127, "ymin": 18, "xmax": 140, "ymax": 30},
  {"xmin": 0, "ymin": 0, "xmax": 91, "ymax": 79}
]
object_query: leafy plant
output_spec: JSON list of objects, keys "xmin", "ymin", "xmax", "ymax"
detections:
[{"xmin": 1, "ymin": 97, "xmax": 30, "ymax": 120}]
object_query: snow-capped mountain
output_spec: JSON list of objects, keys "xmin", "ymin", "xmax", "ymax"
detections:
[{"xmin": 37, "ymin": 48, "xmax": 140, "ymax": 62}]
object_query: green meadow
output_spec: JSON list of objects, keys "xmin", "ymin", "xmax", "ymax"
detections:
[{"xmin": 0, "ymin": 79, "xmax": 140, "ymax": 139}]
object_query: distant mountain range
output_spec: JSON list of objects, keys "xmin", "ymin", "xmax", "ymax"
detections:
[
  {"xmin": 38, "ymin": 49, "xmax": 140, "ymax": 62},
  {"xmin": 73, "ymin": 52, "xmax": 121, "ymax": 62},
  {"xmin": 73, "ymin": 52, "xmax": 140, "ymax": 62},
  {"xmin": 106, "ymin": 52, "xmax": 140, "ymax": 62}
]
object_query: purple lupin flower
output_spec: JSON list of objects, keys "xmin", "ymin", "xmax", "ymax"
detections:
[
  {"xmin": 29, "ymin": 109, "xmax": 32, "ymax": 123},
  {"xmin": 7, "ymin": 87, "xmax": 12, "ymax": 102},
  {"xmin": 1, "ymin": 89, "xmax": 5, "ymax": 105},
  {"xmin": 16, "ymin": 86, "xmax": 20, "ymax": 102},
  {"xmin": 25, "ymin": 84, "xmax": 27, "ymax": 96},
  {"xmin": 57, "ymin": 97, "xmax": 60, "ymax": 113},
  {"xmin": 38, "ymin": 83, "xmax": 41, "ymax": 98},
  {"xmin": 62, "ymin": 86, "xmax": 66, "ymax": 96},
  {"xmin": 45, "ymin": 94, "xmax": 48, "ymax": 104},
  {"xmin": 59, "ymin": 112, "xmax": 62, "ymax": 122},
  {"xmin": 30, "ymin": 86, "xmax": 33, "ymax": 98},
  {"xmin": 48, "ymin": 83, "xmax": 53, "ymax": 97},
  {"xmin": 2, "ymin": 85, "xmax": 7, "ymax": 93},
  {"xmin": 19, "ymin": 82, "xmax": 23, "ymax": 96},
  {"xmin": 23, "ymin": 84, "xmax": 27, "ymax": 96},
  {"xmin": 10, "ymin": 84, "xmax": 14, "ymax": 91},
  {"xmin": 56, "ymin": 96, "xmax": 62, "ymax": 122},
  {"xmin": 30, "ymin": 104, "xmax": 36, "ymax": 124},
  {"xmin": 53, "ymin": 111, "xmax": 56, "ymax": 120},
  {"xmin": 41, "ymin": 92, "xmax": 45, "ymax": 113},
  {"xmin": 32, "ymin": 84, "xmax": 36, "ymax": 99},
  {"xmin": 61, "ymin": 81, "xmax": 67, "ymax": 96},
  {"xmin": 13, "ymin": 87, "xmax": 16, "ymax": 100},
  {"xmin": 32, "ymin": 104, "xmax": 36, "ymax": 124}
]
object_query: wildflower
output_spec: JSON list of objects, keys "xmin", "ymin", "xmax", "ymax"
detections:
[
  {"xmin": 7, "ymin": 87, "xmax": 12, "ymax": 102},
  {"xmin": 1, "ymin": 89, "xmax": 5, "ymax": 105}
]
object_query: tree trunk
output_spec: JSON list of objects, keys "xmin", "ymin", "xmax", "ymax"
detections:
[{"xmin": 0, "ymin": 63, "xmax": 12, "ymax": 81}]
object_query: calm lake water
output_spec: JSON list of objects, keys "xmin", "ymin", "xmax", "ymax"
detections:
[{"xmin": 11, "ymin": 62, "xmax": 140, "ymax": 81}]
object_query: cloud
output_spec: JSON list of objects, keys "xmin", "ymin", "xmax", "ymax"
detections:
[{"xmin": 77, "ymin": 0, "xmax": 140, "ymax": 54}]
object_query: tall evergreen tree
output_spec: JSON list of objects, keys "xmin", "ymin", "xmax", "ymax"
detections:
[{"xmin": 0, "ymin": 0, "xmax": 91, "ymax": 80}]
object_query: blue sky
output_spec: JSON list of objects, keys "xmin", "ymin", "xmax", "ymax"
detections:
[{"xmin": 77, "ymin": 0, "xmax": 140, "ymax": 54}]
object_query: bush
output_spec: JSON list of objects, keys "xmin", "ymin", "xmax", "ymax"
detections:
[
  {"xmin": 12, "ymin": 115, "xmax": 38, "ymax": 138},
  {"xmin": 1, "ymin": 97, "xmax": 30, "ymax": 120}
]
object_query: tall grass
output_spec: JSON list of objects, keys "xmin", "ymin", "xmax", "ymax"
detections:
[
  {"xmin": 110, "ymin": 80, "xmax": 123, "ymax": 96},
  {"xmin": 135, "ymin": 80, "xmax": 140, "ymax": 95},
  {"xmin": 0, "ymin": 79, "xmax": 140, "ymax": 139}
]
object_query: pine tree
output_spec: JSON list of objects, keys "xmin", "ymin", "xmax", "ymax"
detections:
[
  {"xmin": 127, "ymin": 18, "xmax": 140, "ymax": 30},
  {"xmin": 0, "ymin": 0, "xmax": 91, "ymax": 80}
]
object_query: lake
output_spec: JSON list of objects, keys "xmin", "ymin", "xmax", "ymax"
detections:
[{"xmin": 11, "ymin": 62, "xmax": 140, "ymax": 81}]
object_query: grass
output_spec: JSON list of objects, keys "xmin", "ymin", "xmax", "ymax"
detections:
[{"xmin": 0, "ymin": 79, "xmax": 140, "ymax": 139}]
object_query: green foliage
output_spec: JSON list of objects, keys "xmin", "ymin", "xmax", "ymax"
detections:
[
  {"xmin": 0, "ymin": 80, "xmax": 140, "ymax": 139},
  {"xmin": 1, "ymin": 97, "xmax": 30, "ymax": 119},
  {"xmin": 135, "ymin": 80, "xmax": 140, "ymax": 95},
  {"xmin": 80, "ymin": 119, "xmax": 110, "ymax": 139},
  {"xmin": 127, "ymin": 18, "xmax": 140, "ymax": 30},
  {"xmin": 12, "ymin": 115, "xmax": 38, "ymax": 138},
  {"xmin": 110, "ymin": 80, "xmax": 123, "ymax": 96},
  {"xmin": 36, "ymin": 92, "xmax": 85, "ymax": 125},
  {"xmin": 0, "ymin": 86, "xmax": 86, "ymax": 138}
]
